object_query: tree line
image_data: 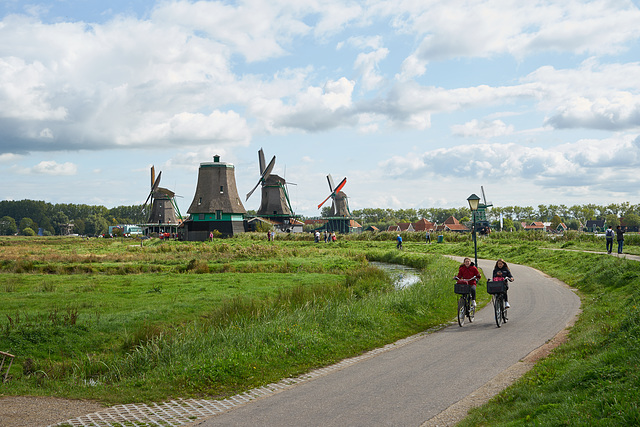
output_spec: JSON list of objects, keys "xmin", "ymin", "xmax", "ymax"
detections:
[
  {"xmin": 0, "ymin": 200, "xmax": 145, "ymax": 236},
  {"xmin": 2, "ymin": 199, "xmax": 639, "ymax": 236}
]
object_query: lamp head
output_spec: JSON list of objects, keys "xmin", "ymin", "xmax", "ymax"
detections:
[{"xmin": 467, "ymin": 193, "xmax": 481, "ymax": 211}]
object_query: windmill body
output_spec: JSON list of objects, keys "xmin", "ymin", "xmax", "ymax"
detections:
[
  {"xmin": 247, "ymin": 148, "xmax": 300, "ymax": 232},
  {"xmin": 142, "ymin": 166, "xmax": 181, "ymax": 237},
  {"xmin": 182, "ymin": 155, "xmax": 246, "ymax": 240},
  {"xmin": 315, "ymin": 174, "xmax": 361, "ymax": 234}
]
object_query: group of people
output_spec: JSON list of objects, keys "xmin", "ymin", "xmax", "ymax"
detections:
[
  {"xmin": 605, "ymin": 225, "xmax": 625, "ymax": 254},
  {"xmin": 315, "ymin": 230, "xmax": 337, "ymax": 243},
  {"xmin": 455, "ymin": 257, "xmax": 514, "ymax": 309}
]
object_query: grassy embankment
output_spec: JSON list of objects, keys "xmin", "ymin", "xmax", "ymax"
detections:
[{"xmin": 0, "ymin": 236, "xmax": 465, "ymax": 403}]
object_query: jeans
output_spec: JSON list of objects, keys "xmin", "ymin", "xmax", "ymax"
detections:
[
  {"xmin": 618, "ymin": 240, "xmax": 624, "ymax": 254},
  {"xmin": 606, "ymin": 238, "xmax": 613, "ymax": 253},
  {"xmin": 470, "ymin": 284, "xmax": 477, "ymax": 301}
]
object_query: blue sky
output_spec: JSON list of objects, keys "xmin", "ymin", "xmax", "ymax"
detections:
[{"xmin": 2, "ymin": 0, "xmax": 640, "ymax": 218}]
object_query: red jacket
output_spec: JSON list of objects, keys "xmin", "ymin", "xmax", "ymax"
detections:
[{"xmin": 457, "ymin": 264, "xmax": 481, "ymax": 285}]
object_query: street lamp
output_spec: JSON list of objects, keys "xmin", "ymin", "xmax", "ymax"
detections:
[{"xmin": 467, "ymin": 193, "xmax": 481, "ymax": 267}]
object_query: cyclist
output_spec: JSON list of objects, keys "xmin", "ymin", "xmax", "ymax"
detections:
[
  {"xmin": 492, "ymin": 258, "xmax": 514, "ymax": 308},
  {"xmin": 454, "ymin": 257, "xmax": 481, "ymax": 308}
]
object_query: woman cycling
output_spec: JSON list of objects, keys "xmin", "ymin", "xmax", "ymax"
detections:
[
  {"xmin": 455, "ymin": 257, "xmax": 481, "ymax": 308},
  {"xmin": 492, "ymin": 258, "xmax": 514, "ymax": 308}
]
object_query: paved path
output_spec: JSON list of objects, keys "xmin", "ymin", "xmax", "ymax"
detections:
[{"xmin": 188, "ymin": 258, "xmax": 580, "ymax": 427}]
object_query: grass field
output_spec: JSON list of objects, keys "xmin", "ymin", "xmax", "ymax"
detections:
[{"xmin": 1, "ymin": 232, "xmax": 639, "ymax": 425}]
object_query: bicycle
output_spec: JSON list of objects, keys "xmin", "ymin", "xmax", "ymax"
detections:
[
  {"xmin": 487, "ymin": 278, "xmax": 512, "ymax": 327},
  {"xmin": 454, "ymin": 277, "xmax": 477, "ymax": 326}
]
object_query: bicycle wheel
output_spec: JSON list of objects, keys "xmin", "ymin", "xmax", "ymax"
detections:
[
  {"xmin": 503, "ymin": 300, "xmax": 508, "ymax": 324},
  {"xmin": 457, "ymin": 296, "xmax": 466, "ymax": 327},
  {"xmin": 494, "ymin": 295, "xmax": 503, "ymax": 328}
]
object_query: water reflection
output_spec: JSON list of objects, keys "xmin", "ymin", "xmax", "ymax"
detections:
[{"xmin": 369, "ymin": 261, "xmax": 422, "ymax": 289}]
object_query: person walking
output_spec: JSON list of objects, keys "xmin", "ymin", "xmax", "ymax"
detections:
[
  {"xmin": 454, "ymin": 257, "xmax": 481, "ymax": 309},
  {"xmin": 616, "ymin": 225, "xmax": 625, "ymax": 254},
  {"xmin": 396, "ymin": 234, "xmax": 403, "ymax": 249},
  {"xmin": 426, "ymin": 231, "xmax": 431, "ymax": 244},
  {"xmin": 605, "ymin": 225, "xmax": 614, "ymax": 254}
]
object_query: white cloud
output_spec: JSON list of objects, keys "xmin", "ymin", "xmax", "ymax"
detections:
[
  {"xmin": 451, "ymin": 119, "xmax": 514, "ymax": 138},
  {"xmin": 399, "ymin": 0, "xmax": 640, "ymax": 62},
  {"xmin": 381, "ymin": 134, "xmax": 640, "ymax": 190},
  {"xmin": 21, "ymin": 160, "xmax": 77, "ymax": 175}
]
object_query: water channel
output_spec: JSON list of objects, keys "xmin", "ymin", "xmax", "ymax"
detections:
[{"xmin": 368, "ymin": 261, "xmax": 423, "ymax": 289}]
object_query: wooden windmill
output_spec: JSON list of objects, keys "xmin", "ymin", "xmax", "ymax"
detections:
[
  {"xmin": 183, "ymin": 155, "xmax": 246, "ymax": 240},
  {"xmin": 317, "ymin": 174, "xmax": 350, "ymax": 217},
  {"xmin": 246, "ymin": 148, "xmax": 294, "ymax": 217},
  {"xmin": 143, "ymin": 166, "xmax": 181, "ymax": 225}
]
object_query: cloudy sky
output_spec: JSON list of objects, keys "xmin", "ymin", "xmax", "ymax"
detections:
[{"xmin": 2, "ymin": 0, "xmax": 640, "ymax": 217}]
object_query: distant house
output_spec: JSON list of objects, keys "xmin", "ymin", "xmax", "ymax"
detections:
[
  {"xmin": 387, "ymin": 225, "xmax": 400, "ymax": 232},
  {"xmin": 585, "ymin": 220, "xmax": 605, "ymax": 232},
  {"xmin": 553, "ymin": 223, "xmax": 568, "ymax": 233},
  {"xmin": 522, "ymin": 221, "xmax": 546, "ymax": 231},
  {"xmin": 364, "ymin": 225, "xmax": 379, "ymax": 232},
  {"xmin": 437, "ymin": 216, "xmax": 468, "ymax": 232},
  {"xmin": 398, "ymin": 222, "xmax": 415, "ymax": 232},
  {"xmin": 412, "ymin": 218, "xmax": 436, "ymax": 232}
]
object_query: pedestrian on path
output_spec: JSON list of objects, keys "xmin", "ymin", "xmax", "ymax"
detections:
[
  {"xmin": 605, "ymin": 226, "xmax": 614, "ymax": 254},
  {"xmin": 616, "ymin": 226, "xmax": 625, "ymax": 254},
  {"xmin": 426, "ymin": 231, "xmax": 431, "ymax": 244}
]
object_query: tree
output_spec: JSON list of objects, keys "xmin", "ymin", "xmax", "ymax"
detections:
[
  {"xmin": 22, "ymin": 227, "xmax": 36, "ymax": 236},
  {"xmin": 85, "ymin": 214, "xmax": 108, "ymax": 236},
  {"xmin": 550, "ymin": 214, "xmax": 563, "ymax": 230},
  {"xmin": 19, "ymin": 217, "xmax": 37, "ymax": 235},
  {"xmin": 623, "ymin": 213, "xmax": 640, "ymax": 229},
  {"xmin": 0, "ymin": 216, "xmax": 17, "ymax": 235},
  {"xmin": 51, "ymin": 211, "xmax": 70, "ymax": 235},
  {"xmin": 605, "ymin": 214, "xmax": 620, "ymax": 228},
  {"xmin": 566, "ymin": 219, "xmax": 581, "ymax": 230},
  {"xmin": 74, "ymin": 219, "xmax": 86, "ymax": 235}
]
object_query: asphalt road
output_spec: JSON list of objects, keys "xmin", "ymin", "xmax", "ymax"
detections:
[{"xmin": 193, "ymin": 258, "xmax": 581, "ymax": 427}]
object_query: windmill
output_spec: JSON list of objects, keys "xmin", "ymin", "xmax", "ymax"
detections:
[
  {"xmin": 246, "ymin": 149, "xmax": 294, "ymax": 217},
  {"xmin": 476, "ymin": 185, "xmax": 493, "ymax": 235},
  {"xmin": 142, "ymin": 166, "xmax": 181, "ymax": 225},
  {"xmin": 183, "ymin": 155, "xmax": 246, "ymax": 240},
  {"xmin": 317, "ymin": 174, "xmax": 350, "ymax": 217}
]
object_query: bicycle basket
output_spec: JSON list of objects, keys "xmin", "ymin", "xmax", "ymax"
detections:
[
  {"xmin": 454, "ymin": 283, "xmax": 470, "ymax": 294},
  {"xmin": 487, "ymin": 280, "xmax": 507, "ymax": 294}
]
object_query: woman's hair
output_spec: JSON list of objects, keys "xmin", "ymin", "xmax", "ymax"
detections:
[{"xmin": 494, "ymin": 258, "xmax": 510, "ymax": 270}]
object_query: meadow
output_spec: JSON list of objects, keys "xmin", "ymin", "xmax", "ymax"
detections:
[{"xmin": 1, "ymin": 232, "xmax": 638, "ymax": 425}]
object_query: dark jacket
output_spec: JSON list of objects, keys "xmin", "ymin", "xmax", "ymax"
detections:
[{"xmin": 492, "ymin": 265, "xmax": 513, "ymax": 280}]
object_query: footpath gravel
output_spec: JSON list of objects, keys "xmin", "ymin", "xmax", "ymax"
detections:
[{"xmin": 0, "ymin": 396, "xmax": 103, "ymax": 427}]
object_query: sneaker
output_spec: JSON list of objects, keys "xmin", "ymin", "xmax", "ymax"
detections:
[
  {"xmin": 472, "ymin": 300, "xmax": 476, "ymax": 308},
  {"xmin": 504, "ymin": 302, "xmax": 511, "ymax": 309}
]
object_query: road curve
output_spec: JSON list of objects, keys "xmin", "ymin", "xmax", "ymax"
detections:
[{"xmin": 192, "ymin": 258, "xmax": 581, "ymax": 427}]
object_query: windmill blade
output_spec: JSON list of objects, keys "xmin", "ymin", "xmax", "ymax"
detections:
[
  {"xmin": 263, "ymin": 155, "xmax": 276, "ymax": 179},
  {"xmin": 481, "ymin": 186, "xmax": 487, "ymax": 205},
  {"xmin": 152, "ymin": 171, "xmax": 162, "ymax": 192},
  {"xmin": 246, "ymin": 155, "xmax": 277, "ymax": 201},
  {"xmin": 258, "ymin": 149, "xmax": 266, "ymax": 175},
  {"xmin": 333, "ymin": 177, "xmax": 347, "ymax": 194},
  {"xmin": 326, "ymin": 174, "xmax": 335, "ymax": 192},
  {"xmin": 246, "ymin": 179, "xmax": 262, "ymax": 201},
  {"xmin": 150, "ymin": 166, "xmax": 155, "ymax": 188},
  {"xmin": 317, "ymin": 193, "xmax": 333, "ymax": 209}
]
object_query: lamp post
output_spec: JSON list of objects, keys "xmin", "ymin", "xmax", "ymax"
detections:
[{"xmin": 467, "ymin": 193, "xmax": 481, "ymax": 267}]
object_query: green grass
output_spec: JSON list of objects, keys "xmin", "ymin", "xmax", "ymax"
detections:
[
  {"xmin": 0, "ymin": 236, "xmax": 461, "ymax": 403},
  {"xmin": 1, "ymin": 233, "xmax": 639, "ymax": 426}
]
